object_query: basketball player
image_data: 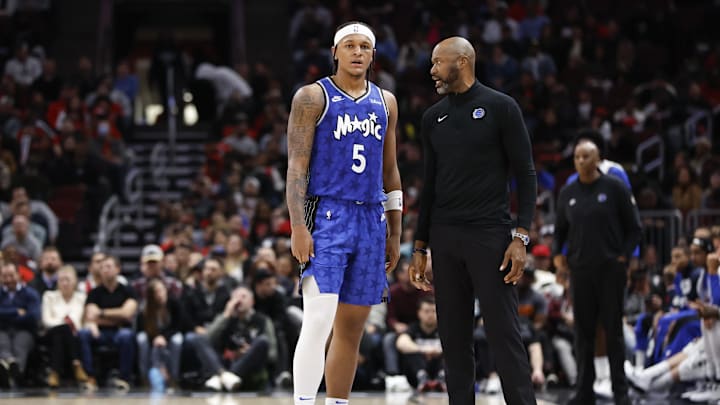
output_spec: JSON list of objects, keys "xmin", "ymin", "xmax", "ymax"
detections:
[{"xmin": 286, "ymin": 21, "xmax": 402, "ymax": 405}]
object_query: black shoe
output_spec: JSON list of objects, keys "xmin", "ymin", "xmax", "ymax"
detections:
[
  {"xmin": 7, "ymin": 360, "xmax": 20, "ymax": 388},
  {"xmin": 613, "ymin": 395, "xmax": 632, "ymax": 405},
  {"xmin": 567, "ymin": 395, "xmax": 595, "ymax": 405},
  {"xmin": 0, "ymin": 360, "xmax": 9, "ymax": 389}
]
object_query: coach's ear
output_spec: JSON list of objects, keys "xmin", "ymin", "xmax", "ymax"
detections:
[{"xmin": 457, "ymin": 54, "xmax": 469, "ymax": 69}]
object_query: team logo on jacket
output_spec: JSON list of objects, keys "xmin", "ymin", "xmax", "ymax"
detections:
[
  {"xmin": 333, "ymin": 112, "xmax": 382, "ymax": 141},
  {"xmin": 569, "ymin": 198, "xmax": 576, "ymax": 206},
  {"xmin": 598, "ymin": 193, "xmax": 607, "ymax": 203},
  {"xmin": 472, "ymin": 107, "xmax": 485, "ymax": 119}
]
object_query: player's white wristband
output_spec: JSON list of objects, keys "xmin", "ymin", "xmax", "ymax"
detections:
[{"xmin": 382, "ymin": 190, "xmax": 403, "ymax": 211}]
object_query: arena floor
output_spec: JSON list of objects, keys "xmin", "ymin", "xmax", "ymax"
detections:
[
  {"xmin": 0, "ymin": 389, "xmax": 692, "ymax": 404},
  {"xmin": 0, "ymin": 390, "xmax": 565, "ymax": 405}
]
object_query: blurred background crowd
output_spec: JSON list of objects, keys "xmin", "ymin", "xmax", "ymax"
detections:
[{"xmin": 1, "ymin": 0, "xmax": 720, "ymax": 401}]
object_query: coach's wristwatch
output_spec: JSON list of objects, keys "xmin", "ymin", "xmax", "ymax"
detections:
[{"xmin": 511, "ymin": 231, "xmax": 530, "ymax": 246}]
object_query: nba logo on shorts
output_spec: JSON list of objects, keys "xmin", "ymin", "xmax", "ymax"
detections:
[{"xmin": 472, "ymin": 107, "xmax": 485, "ymax": 119}]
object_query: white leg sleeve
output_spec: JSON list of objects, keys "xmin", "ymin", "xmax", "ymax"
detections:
[
  {"xmin": 293, "ymin": 276, "xmax": 339, "ymax": 405},
  {"xmin": 706, "ymin": 321, "xmax": 720, "ymax": 379},
  {"xmin": 681, "ymin": 338, "xmax": 703, "ymax": 355},
  {"xmin": 701, "ymin": 323, "xmax": 716, "ymax": 380},
  {"xmin": 678, "ymin": 348, "xmax": 709, "ymax": 382},
  {"xmin": 639, "ymin": 360, "xmax": 669, "ymax": 380},
  {"xmin": 650, "ymin": 371, "xmax": 674, "ymax": 390},
  {"xmin": 634, "ymin": 351, "xmax": 645, "ymax": 371},
  {"xmin": 683, "ymin": 339, "xmax": 704, "ymax": 363}
]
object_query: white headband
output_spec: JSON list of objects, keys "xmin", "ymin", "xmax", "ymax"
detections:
[{"xmin": 333, "ymin": 23, "xmax": 376, "ymax": 48}]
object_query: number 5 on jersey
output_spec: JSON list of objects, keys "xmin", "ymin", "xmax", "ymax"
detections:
[{"xmin": 352, "ymin": 144, "xmax": 366, "ymax": 173}]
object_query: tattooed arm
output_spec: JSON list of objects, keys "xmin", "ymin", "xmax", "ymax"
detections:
[{"xmin": 286, "ymin": 84, "xmax": 324, "ymax": 264}]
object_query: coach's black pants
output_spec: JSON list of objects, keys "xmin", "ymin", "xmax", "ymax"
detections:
[
  {"xmin": 570, "ymin": 260, "xmax": 628, "ymax": 404},
  {"xmin": 430, "ymin": 224, "xmax": 536, "ymax": 405}
]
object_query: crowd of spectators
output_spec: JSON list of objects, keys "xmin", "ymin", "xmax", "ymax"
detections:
[
  {"xmin": 0, "ymin": 39, "xmax": 133, "ymax": 257},
  {"xmin": 1, "ymin": 0, "xmax": 720, "ymax": 400}
]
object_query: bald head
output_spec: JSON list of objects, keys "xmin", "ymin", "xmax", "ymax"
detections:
[
  {"xmin": 435, "ymin": 37, "xmax": 476, "ymax": 71},
  {"xmin": 575, "ymin": 140, "xmax": 600, "ymax": 157},
  {"xmin": 430, "ymin": 37, "xmax": 477, "ymax": 95},
  {"xmin": 574, "ymin": 140, "xmax": 601, "ymax": 180}
]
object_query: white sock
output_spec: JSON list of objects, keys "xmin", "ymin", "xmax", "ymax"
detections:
[
  {"xmin": 325, "ymin": 398, "xmax": 348, "ymax": 405},
  {"xmin": 293, "ymin": 277, "xmax": 339, "ymax": 405},
  {"xmin": 650, "ymin": 372, "xmax": 674, "ymax": 389},
  {"xmin": 634, "ymin": 351, "xmax": 645, "ymax": 371},
  {"xmin": 702, "ymin": 329, "xmax": 715, "ymax": 380},
  {"xmin": 594, "ymin": 356, "xmax": 610, "ymax": 380},
  {"xmin": 641, "ymin": 360, "xmax": 670, "ymax": 380}
]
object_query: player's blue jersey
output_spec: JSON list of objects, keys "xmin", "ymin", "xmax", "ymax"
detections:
[
  {"xmin": 671, "ymin": 267, "xmax": 702, "ymax": 310},
  {"xmin": 697, "ymin": 270, "xmax": 720, "ymax": 306},
  {"xmin": 308, "ymin": 77, "xmax": 388, "ymax": 203}
]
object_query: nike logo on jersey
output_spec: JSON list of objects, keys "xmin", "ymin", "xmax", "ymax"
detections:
[
  {"xmin": 331, "ymin": 95, "xmax": 344, "ymax": 102},
  {"xmin": 437, "ymin": 115, "xmax": 448, "ymax": 122}
]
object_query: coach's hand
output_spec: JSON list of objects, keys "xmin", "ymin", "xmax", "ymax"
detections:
[
  {"xmin": 386, "ymin": 234, "xmax": 401, "ymax": 273},
  {"xmin": 409, "ymin": 252, "xmax": 432, "ymax": 291},
  {"xmin": 291, "ymin": 224, "xmax": 314, "ymax": 264},
  {"xmin": 501, "ymin": 239, "xmax": 526, "ymax": 285}
]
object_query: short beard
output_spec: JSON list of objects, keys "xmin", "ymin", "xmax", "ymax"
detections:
[
  {"xmin": 436, "ymin": 65, "xmax": 460, "ymax": 95},
  {"xmin": 436, "ymin": 82, "xmax": 449, "ymax": 95}
]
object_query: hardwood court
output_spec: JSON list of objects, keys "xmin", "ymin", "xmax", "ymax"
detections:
[{"xmin": 0, "ymin": 391, "xmax": 563, "ymax": 405}]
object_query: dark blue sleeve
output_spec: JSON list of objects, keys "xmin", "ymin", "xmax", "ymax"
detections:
[
  {"xmin": 15, "ymin": 288, "xmax": 41, "ymax": 329},
  {"xmin": 0, "ymin": 304, "xmax": 18, "ymax": 320},
  {"xmin": 708, "ymin": 274, "xmax": 720, "ymax": 306}
]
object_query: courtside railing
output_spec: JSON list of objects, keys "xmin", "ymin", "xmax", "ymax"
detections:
[
  {"xmin": 639, "ymin": 209, "xmax": 683, "ymax": 264},
  {"xmin": 685, "ymin": 209, "xmax": 720, "ymax": 235}
]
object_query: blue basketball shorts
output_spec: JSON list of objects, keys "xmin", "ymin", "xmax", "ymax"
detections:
[{"xmin": 300, "ymin": 196, "xmax": 388, "ymax": 306}]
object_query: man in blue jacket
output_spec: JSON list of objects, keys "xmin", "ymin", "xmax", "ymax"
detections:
[{"xmin": 0, "ymin": 262, "xmax": 40, "ymax": 388}]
